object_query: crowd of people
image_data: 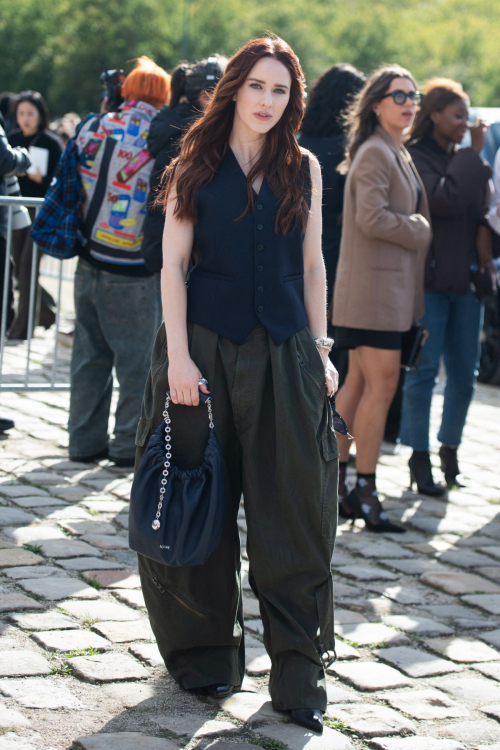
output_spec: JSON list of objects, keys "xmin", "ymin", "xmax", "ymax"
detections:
[
  {"xmin": 0, "ymin": 46, "xmax": 498, "ymax": 504},
  {"xmin": 1, "ymin": 34, "xmax": 500, "ymax": 735}
]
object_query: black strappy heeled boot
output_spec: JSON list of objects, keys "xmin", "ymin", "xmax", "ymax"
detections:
[{"xmin": 346, "ymin": 484, "xmax": 406, "ymax": 534}]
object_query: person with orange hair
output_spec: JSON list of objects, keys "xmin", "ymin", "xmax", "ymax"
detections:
[{"xmin": 68, "ymin": 56, "xmax": 170, "ymax": 467}]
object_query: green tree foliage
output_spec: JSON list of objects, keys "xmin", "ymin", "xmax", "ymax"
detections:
[{"xmin": 1, "ymin": 0, "xmax": 499, "ymax": 118}]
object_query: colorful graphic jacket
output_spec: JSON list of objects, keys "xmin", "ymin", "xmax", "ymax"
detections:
[{"xmin": 76, "ymin": 100, "xmax": 157, "ymax": 267}]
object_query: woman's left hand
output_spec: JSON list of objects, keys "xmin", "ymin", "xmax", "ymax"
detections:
[
  {"xmin": 28, "ymin": 168, "xmax": 43, "ymax": 184},
  {"xmin": 318, "ymin": 349, "xmax": 339, "ymax": 396}
]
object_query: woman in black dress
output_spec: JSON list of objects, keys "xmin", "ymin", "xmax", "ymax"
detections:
[
  {"xmin": 135, "ymin": 36, "xmax": 339, "ymax": 735},
  {"xmin": 8, "ymin": 91, "xmax": 62, "ymax": 339}
]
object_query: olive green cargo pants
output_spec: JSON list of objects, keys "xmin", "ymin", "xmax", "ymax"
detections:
[{"xmin": 135, "ymin": 322, "xmax": 338, "ymax": 711}]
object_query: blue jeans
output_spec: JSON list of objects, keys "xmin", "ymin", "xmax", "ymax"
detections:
[
  {"xmin": 69, "ymin": 259, "xmax": 162, "ymax": 459},
  {"xmin": 400, "ymin": 286, "xmax": 484, "ymax": 451}
]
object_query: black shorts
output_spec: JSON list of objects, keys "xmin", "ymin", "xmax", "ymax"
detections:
[{"xmin": 334, "ymin": 326, "xmax": 403, "ymax": 351}]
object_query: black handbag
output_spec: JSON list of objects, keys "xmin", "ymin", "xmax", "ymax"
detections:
[
  {"xmin": 401, "ymin": 324, "xmax": 429, "ymax": 371},
  {"xmin": 129, "ymin": 392, "xmax": 225, "ymax": 567}
]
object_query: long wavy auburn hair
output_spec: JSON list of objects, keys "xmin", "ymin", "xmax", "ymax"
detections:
[
  {"xmin": 160, "ymin": 36, "xmax": 309, "ymax": 234},
  {"xmin": 338, "ymin": 64, "xmax": 416, "ymax": 174}
]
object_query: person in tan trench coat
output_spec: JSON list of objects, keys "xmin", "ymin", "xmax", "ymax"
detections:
[{"xmin": 331, "ymin": 65, "xmax": 432, "ymax": 532}]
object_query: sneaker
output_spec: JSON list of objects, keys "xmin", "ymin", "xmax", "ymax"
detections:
[
  {"xmin": 69, "ymin": 448, "xmax": 109, "ymax": 463},
  {"xmin": 109, "ymin": 455, "xmax": 135, "ymax": 468}
]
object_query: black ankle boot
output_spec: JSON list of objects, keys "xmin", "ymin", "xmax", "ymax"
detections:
[
  {"xmin": 439, "ymin": 446, "xmax": 466, "ymax": 488},
  {"xmin": 409, "ymin": 451, "xmax": 446, "ymax": 496},
  {"xmin": 290, "ymin": 708, "xmax": 323, "ymax": 734}
]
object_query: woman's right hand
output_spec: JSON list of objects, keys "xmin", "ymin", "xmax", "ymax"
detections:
[
  {"xmin": 470, "ymin": 120, "xmax": 487, "ymax": 154},
  {"xmin": 168, "ymin": 354, "xmax": 210, "ymax": 406}
]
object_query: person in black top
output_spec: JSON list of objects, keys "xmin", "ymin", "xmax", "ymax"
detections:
[
  {"xmin": 400, "ymin": 78, "xmax": 492, "ymax": 492},
  {"xmin": 298, "ymin": 64, "xmax": 365, "ymax": 382},
  {"xmin": 135, "ymin": 37, "xmax": 339, "ymax": 735},
  {"xmin": 0, "ymin": 112, "xmax": 31, "ymax": 337},
  {"xmin": 7, "ymin": 91, "xmax": 62, "ymax": 340},
  {"xmin": 141, "ymin": 55, "xmax": 227, "ymax": 272}
]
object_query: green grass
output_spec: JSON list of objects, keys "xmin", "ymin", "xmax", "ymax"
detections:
[
  {"xmin": 81, "ymin": 575, "xmax": 102, "ymax": 590},
  {"xmin": 324, "ymin": 716, "xmax": 354, "ymax": 733},
  {"xmin": 81, "ymin": 616, "xmax": 100, "ymax": 628},
  {"xmin": 49, "ymin": 663, "xmax": 73, "ymax": 676},
  {"xmin": 61, "ymin": 647, "xmax": 100, "ymax": 658},
  {"xmin": 24, "ymin": 544, "xmax": 42, "ymax": 554},
  {"xmin": 487, "ymin": 497, "xmax": 500, "ymax": 504},
  {"xmin": 251, "ymin": 739, "xmax": 287, "ymax": 750},
  {"xmin": 48, "ymin": 646, "xmax": 99, "ymax": 675},
  {"xmin": 368, "ymin": 641, "xmax": 392, "ymax": 649}
]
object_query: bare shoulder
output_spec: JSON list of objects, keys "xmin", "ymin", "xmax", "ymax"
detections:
[
  {"xmin": 299, "ymin": 147, "xmax": 322, "ymax": 191},
  {"xmin": 299, "ymin": 145, "xmax": 319, "ymax": 168}
]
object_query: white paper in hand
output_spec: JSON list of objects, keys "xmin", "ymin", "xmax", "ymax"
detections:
[{"xmin": 27, "ymin": 146, "xmax": 49, "ymax": 177}]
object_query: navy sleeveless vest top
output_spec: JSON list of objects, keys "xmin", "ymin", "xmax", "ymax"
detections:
[{"xmin": 186, "ymin": 147, "xmax": 311, "ymax": 346}]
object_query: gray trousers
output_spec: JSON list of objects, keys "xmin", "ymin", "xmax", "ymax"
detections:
[
  {"xmin": 69, "ymin": 258, "xmax": 162, "ymax": 459},
  {"xmin": 135, "ymin": 321, "xmax": 338, "ymax": 711}
]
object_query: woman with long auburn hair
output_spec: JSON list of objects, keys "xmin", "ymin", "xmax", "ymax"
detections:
[
  {"xmin": 332, "ymin": 65, "xmax": 432, "ymax": 532},
  {"xmin": 135, "ymin": 36, "xmax": 339, "ymax": 735}
]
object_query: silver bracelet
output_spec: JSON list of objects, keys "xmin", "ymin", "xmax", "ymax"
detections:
[{"xmin": 314, "ymin": 337, "xmax": 334, "ymax": 352}]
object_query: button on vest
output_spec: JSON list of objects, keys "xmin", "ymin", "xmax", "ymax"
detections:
[{"xmin": 186, "ymin": 148, "xmax": 310, "ymax": 345}]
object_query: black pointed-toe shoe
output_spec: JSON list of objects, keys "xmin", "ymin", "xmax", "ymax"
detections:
[
  {"xmin": 190, "ymin": 684, "xmax": 234, "ymax": 698},
  {"xmin": 290, "ymin": 708, "xmax": 324, "ymax": 734},
  {"xmin": 343, "ymin": 489, "xmax": 406, "ymax": 533}
]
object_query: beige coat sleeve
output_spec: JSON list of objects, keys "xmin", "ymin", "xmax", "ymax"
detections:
[{"xmin": 353, "ymin": 143, "xmax": 431, "ymax": 251}]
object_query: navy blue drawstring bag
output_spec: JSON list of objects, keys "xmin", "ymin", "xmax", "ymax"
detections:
[{"xmin": 129, "ymin": 392, "xmax": 225, "ymax": 567}]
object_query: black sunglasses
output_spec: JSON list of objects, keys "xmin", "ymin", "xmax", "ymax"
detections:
[
  {"xmin": 381, "ymin": 90, "xmax": 422, "ymax": 106},
  {"xmin": 330, "ymin": 398, "xmax": 353, "ymax": 438}
]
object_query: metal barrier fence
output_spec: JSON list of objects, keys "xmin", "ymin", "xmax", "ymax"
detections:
[{"xmin": 0, "ymin": 195, "xmax": 74, "ymax": 391}]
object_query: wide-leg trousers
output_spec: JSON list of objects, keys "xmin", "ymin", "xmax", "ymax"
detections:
[{"xmin": 135, "ymin": 321, "xmax": 338, "ymax": 711}]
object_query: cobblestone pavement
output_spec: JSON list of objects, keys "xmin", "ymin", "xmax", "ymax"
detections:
[{"xmin": 0, "ymin": 340, "xmax": 499, "ymax": 749}]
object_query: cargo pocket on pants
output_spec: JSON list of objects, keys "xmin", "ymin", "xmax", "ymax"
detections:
[
  {"xmin": 315, "ymin": 573, "xmax": 336, "ymax": 669},
  {"xmin": 135, "ymin": 417, "xmax": 151, "ymax": 447},
  {"xmin": 134, "ymin": 416, "xmax": 151, "ymax": 471},
  {"xmin": 321, "ymin": 429, "xmax": 338, "ymax": 544}
]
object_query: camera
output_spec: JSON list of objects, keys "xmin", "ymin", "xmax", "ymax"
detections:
[{"xmin": 100, "ymin": 69, "xmax": 126, "ymax": 111}]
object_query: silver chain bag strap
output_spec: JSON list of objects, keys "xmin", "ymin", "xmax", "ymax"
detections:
[
  {"xmin": 152, "ymin": 392, "xmax": 215, "ymax": 530},
  {"xmin": 129, "ymin": 390, "xmax": 224, "ymax": 567}
]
